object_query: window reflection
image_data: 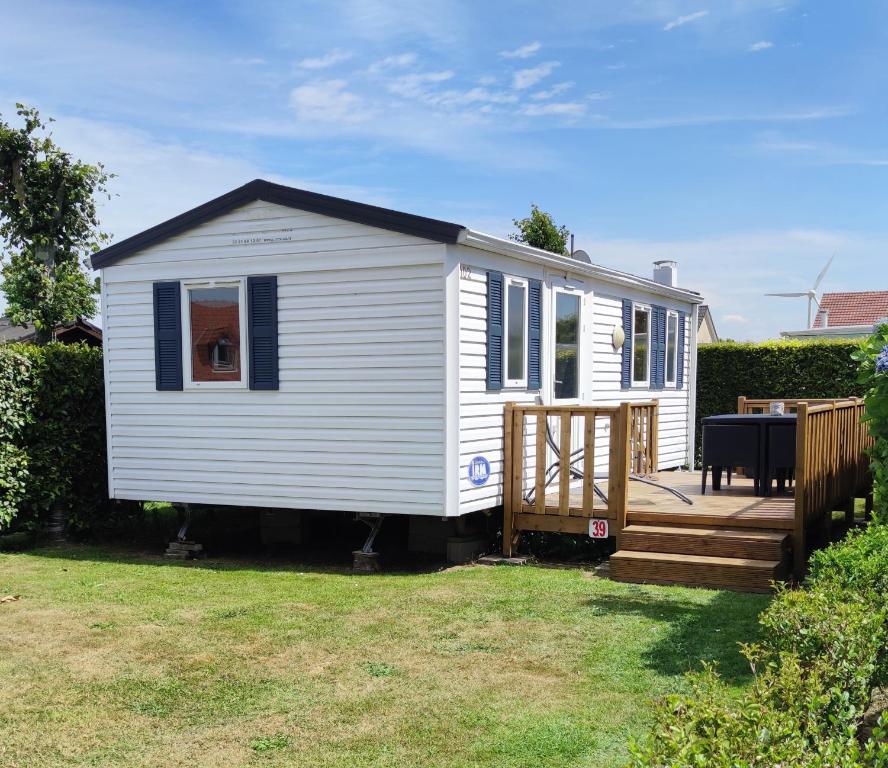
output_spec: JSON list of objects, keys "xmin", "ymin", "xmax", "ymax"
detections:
[
  {"xmin": 189, "ymin": 286, "xmax": 241, "ymax": 382},
  {"xmin": 555, "ymin": 292, "xmax": 579, "ymax": 399}
]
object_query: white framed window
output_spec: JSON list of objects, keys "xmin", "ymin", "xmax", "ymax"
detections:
[
  {"xmin": 631, "ymin": 304, "xmax": 651, "ymax": 387},
  {"xmin": 182, "ymin": 278, "xmax": 248, "ymax": 389},
  {"xmin": 503, "ymin": 276, "xmax": 528, "ymax": 388},
  {"xmin": 553, "ymin": 289, "xmax": 581, "ymax": 400},
  {"xmin": 666, "ymin": 310, "xmax": 679, "ymax": 387}
]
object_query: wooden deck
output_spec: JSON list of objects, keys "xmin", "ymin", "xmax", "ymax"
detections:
[{"xmin": 502, "ymin": 398, "xmax": 872, "ymax": 592}]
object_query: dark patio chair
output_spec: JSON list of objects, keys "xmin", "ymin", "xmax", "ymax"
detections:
[
  {"xmin": 701, "ymin": 424, "xmax": 760, "ymax": 495},
  {"xmin": 765, "ymin": 423, "xmax": 796, "ymax": 496}
]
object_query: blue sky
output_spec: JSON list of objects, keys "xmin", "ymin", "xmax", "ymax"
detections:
[{"xmin": 2, "ymin": 0, "xmax": 888, "ymax": 339}]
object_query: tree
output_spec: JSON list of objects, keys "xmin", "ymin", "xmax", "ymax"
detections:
[
  {"xmin": 0, "ymin": 105, "xmax": 111, "ymax": 343},
  {"xmin": 510, "ymin": 204, "xmax": 569, "ymax": 255}
]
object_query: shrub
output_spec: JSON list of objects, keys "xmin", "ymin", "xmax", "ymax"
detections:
[
  {"xmin": 808, "ymin": 522, "xmax": 888, "ymax": 602},
  {"xmin": 629, "ymin": 661, "xmax": 888, "ymax": 767},
  {"xmin": 630, "ymin": 522, "xmax": 888, "ymax": 767},
  {"xmin": 853, "ymin": 323, "xmax": 888, "ymax": 517},
  {"xmin": 0, "ymin": 342, "xmax": 106, "ymax": 532},
  {"xmin": 696, "ymin": 339, "xmax": 863, "ymax": 462}
]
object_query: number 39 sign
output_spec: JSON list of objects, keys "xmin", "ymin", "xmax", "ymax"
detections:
[{"xmin": 588, "ymin": 519, "xmax": 610, "ymax": 539}]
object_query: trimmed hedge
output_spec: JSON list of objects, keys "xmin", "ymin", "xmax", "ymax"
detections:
[
  {"xmin": 0, "ymin": 342, "xmax": 107, "ymax": 532},
  {"xmin": 629, "ymin": 525, "xmax": 888, "ymax": 767},
  {"xmin": 696, "ymin": 339, "xmax": 864, "ymax": 463},
  {"xmin": 853, "ymin": 323, "xmax": 888, "ymax": 516}
]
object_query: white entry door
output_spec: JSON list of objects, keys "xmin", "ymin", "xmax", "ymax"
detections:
[
  {"xmin": 545, "ymin": 277, "xmax": 588, "ymax": 476},
  {"xmin": 546, "ymin": 276, "xmax": 586, "ymax": 404}
]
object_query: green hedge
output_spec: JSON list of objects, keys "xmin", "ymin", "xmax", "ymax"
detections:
[
  {"xmin": 696, "ymin": 339, "xmax": 864, "ymax": 463},
  {"xmin": 0, "ymin": 342, "xmax": 107, "ymax": 532},
  {"xmin": 629, "ymin": 524, "xmax": 888, "ymax": 767},
  {"xmin": 853, "ymin": 324, "xmax": 888, "ymax": 516}
]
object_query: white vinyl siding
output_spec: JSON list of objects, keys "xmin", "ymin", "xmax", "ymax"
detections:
[
  {"xmin": 102, "ymin": 200, "xmax": 447, "ymax": 515},
  {"xmin": 455, "ymin": 266, "xmax": 694, "ymax": 515},
  {"xmin": 591, "ymin": 292, "xmax": 691, "ymax": 470}
]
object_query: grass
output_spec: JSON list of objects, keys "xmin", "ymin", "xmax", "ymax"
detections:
[{"xmin": 0, "ymin": 545, "xmax": 770, "ymax": 768}]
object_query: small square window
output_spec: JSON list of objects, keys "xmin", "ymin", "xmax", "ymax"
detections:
[{"xmin": 186, "ymin": 282, "xmax": 245, "ymax": 386}]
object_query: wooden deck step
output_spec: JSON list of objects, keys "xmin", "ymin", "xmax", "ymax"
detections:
[
  {"xmin": 626, "ymin": 509, "xmax": 795, "ymax": 530},
  {"xmin": 610, "ymin": 550, "xmax": 786, "ymax": 592},
  {"xmin": 620, "ymin": 525, "xmax": 790, "ymax": 561}
]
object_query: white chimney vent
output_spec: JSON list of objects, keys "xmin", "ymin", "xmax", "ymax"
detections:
[
  {"xmin": 653, "ymin": 260, "xmax": 678, "ymax": 287},
  {"xmin": 818, "ymin": 309, "xmax": 829, "ymax": 327}
]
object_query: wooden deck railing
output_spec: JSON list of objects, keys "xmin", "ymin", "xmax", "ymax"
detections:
[
  {"xmin": 793, "ymin": 398, "xmax": 870, "ymax": 574},
  {"xmin": 502, "ymin": 401, "xmax": 658, "ymax": 556},
  {"xmin": 736, "ymin": 396, "xmax": 871, "ymax": 575}
]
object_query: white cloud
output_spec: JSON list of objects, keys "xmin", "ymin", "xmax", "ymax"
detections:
[
  {"xmin": 512, "ymin": 61, "xmax": 560, "ymax": 90},
  {"xmin": 521, "ymin": 101, "xmax": 586, "ymax": 118},
  {"xmin": 530, "ymin": 82, "xmax": 574, "ymax": 100},
  {"xmin": 365, "ymin": 52, "xmax": 418, "ymax": 74},
  {"xmin": 588, "ymin": 106, "xmax": 851, "ymax": 130},
  {"xmin": 723, "ymin": 314, "xmax": 750, "ymax": 324},
  {"xmin": 605, "ymin": 63, "xmax": 626, "ymax": 71},
  {"xmin": 387, "ymin": 70, "xmax": 455, "ymax": 98},
  {"xmin": 297, "ymin": 49, "xmax": 353, "ymax": 70},
  {"xmin": 748, "ymin": 40, "xmax": 774, "ymax": 52},
  {"xmin": 663, "ymin": 10, "xmax": 709, "ymax": 31},
  {"xmin": 753, "ymin": 133, "xmax": 888, "ymax": 166},
  {"xmin": 289, "ymin": 79, "xmax": 374, "ymax": 123},
  {"xmin": 499, "ymin": 41, "xmax": 541, "ymax": 59}
]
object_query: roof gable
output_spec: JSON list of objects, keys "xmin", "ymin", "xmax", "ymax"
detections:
[
  {"xmin": 814, "ymin": 291, "xmax": 888, "ymax": 327},
  {"xmin": 91, "ymin": 179, "xmax": 465, "ymax": 269}
]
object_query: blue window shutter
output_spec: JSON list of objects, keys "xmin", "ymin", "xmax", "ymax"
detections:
[
  {"xmin": 652, "ymin": 306, "xmax": 666, "ymax": 390},
  {"xmin": 248, "ymin": 275, "xmax": 279, "ymax": 390},
  {"xmin": 153, "ymin": 281, "xmax": 182, "ymax": 391},
  {"xmin": 676, "ymin": 311, "xmax": 686, "ymax": 389},
  {"xmin": 621, "ymin": 299, "xmax": 632, "ymax": 389},
  {"xmin": 486, "ymin": 271, "xmax": 504, "ymax": 391},
  {"xmin": 527, "ymin": 279, "xmax": 542, "ymax": 390}
]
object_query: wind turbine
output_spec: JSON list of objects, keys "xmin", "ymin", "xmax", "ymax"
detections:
[{"xmin": 765, "ymin": 254, "xmax": 835, "ymax": 328}]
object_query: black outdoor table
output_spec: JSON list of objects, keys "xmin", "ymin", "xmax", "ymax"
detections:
[{"xmin": 701, "ymin": 413, "xmax": 797, "ymax": 497}]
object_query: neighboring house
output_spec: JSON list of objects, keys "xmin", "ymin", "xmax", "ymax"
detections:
[
  {"xmin": 0, "ymin": 316, "xmax": 103, "ymax": 346},
  {"xmin": 90, "ymin": 179, "xmax": 703, "ymax": 533},
  {"xmin": 781, "ymin": 291, "xmax": 888, "ymax": 339},
  {"xmin": 697, "ymin": 305, "xmax": 719, "ymax": 343}
]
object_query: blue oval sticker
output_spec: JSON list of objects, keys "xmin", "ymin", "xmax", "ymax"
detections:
[{"xmin": 467, "ymin": 456, "xmax": 491, "ymax": 486}]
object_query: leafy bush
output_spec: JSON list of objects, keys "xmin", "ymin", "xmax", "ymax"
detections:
[
  {"xmin": 696, "ymin": 339, "xmax": 864, "ymax": 462},
  {"xmin": 629, "ymin": 661, "xmax": 888, "ymax": 767},
  {"xmin": 630, "ymin": 522, "xmax": 888, "ymax": 767},
  {"xmin": 853, "ymin": 323, "xmax": 888, "ymax": 517},
  {"xmin": 808, "ymin": 522, "xmax": 888, "ymax": 602},
  {"xmin": 0, "ymin": 342, "xmax": 106, "ymax": 532}
]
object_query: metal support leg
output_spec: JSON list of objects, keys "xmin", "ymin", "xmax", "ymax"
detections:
[
  {"xmin": 360, "ymin": 514, "xmax": 384, "ymax": 554},
  {"xmin": 176, "ymin": 504, "xmax": 192, "ymax": 542}
]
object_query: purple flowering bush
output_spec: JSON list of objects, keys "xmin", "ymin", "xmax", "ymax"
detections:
[{"xmin": 854, "ymin": 323, "xmax": 888, "ymax": 518}]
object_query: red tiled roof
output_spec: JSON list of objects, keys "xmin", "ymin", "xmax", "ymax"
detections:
[{"xmin": 814, "ymin": 291, "xmax": 888, "ymax": 327}]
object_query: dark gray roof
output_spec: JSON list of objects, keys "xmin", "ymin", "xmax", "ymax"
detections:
[
  {"xmin": 91, "ymin": 179, "xmax": 466, "ymax": 269},
  {"xmin": 0, "ymin": 318, "xmax": 36, "ymax": 343}
]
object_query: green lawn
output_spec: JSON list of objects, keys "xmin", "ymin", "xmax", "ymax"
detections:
[{"xmin": 0, "ymin": 546, "xmax": 770, "ymax": 768}]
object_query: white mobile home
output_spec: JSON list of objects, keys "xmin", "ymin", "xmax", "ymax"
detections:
[{"xmin": 93, "ymin": 180, "xmax": 703, "ymax": 534}]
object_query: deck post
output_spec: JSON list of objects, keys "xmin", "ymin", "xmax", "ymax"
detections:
[
  {"xmin": 650, "ymin": 400, "xmax": 660, "ymax": 473},
  {"xmin": 609, "ymin": 402, "xmax": 632, "ymax": 549},
  {"xmin": 502, "ymin": 402, "xmax": 515, "ymax": 557},
  {"xmin": 737, "ymin": 395, "xmax": 747, "ymax": 414},
  {"xmin": 793, "ymin": 402, "xmax": 808, "ymax": 579}
]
